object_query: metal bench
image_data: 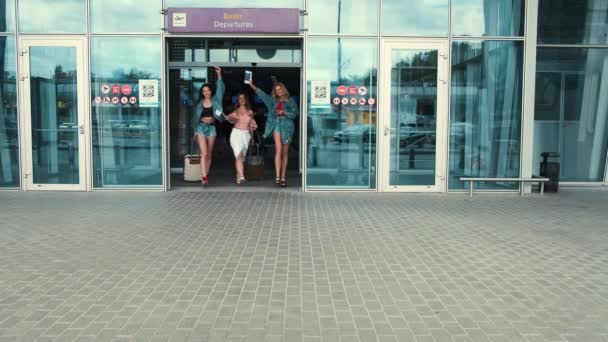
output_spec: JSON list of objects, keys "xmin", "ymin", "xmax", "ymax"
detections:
[{"xmin": 460, "ymin": 176, "xmax": 550, "ymax": 197}]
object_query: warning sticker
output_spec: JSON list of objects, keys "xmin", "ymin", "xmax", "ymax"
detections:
[
  {"xmin": 359, "ymin": 98, "xmax": 367, "ymax": 105},
  {"xmin": 358, "ymin": 86, "xmax": 368, "ymax": 96},
  {"xmin": 333, "ymin": 97, "xmax": 341, "ymax": 105},
  {"xmin": 111, "ymin": 97, "xmax": 119, "ymax": 105},
  {"xmin": 111, "ymin": 85, "xmax": 121, "ymax": 95},
  {"xmin": 368, "ymin": 98, "xmax": 376, "ymax": 105},
  {"xmin": 101, "ymin": 85, "xmax": 110, "ymax": 94},
  {"xmin": 341, "ymin": 98, "xmax": 349, "ymax": 105},
  {"xmin": 337, "ymin": 86, "xmax": 347, "ymax": 96},
  {"xmin": 348, "ymin": 86, "xmax": 357, "ymax": 96},
  {"xmin": 350, "ymin": 98, "xmax": 357, "ymax": 105},
  {"xmin": 120, "ymin": 97, "xmax": 129, "ymax": 105},
  {"xmin": 94, "ymin": 96, "xmax": 102, "ymax": 104},
  {"xmin": 129, "ymin": 96, "xmax": 137, "ymax": 104}
]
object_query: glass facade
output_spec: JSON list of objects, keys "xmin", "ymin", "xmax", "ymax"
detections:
[
  {"xmin": 306, "ymin": 38, "xmax": 377, "ymax": 189},
  {"xmin": 0, "ymin": 36, "xmax": 16, "ymax": 187},
  {"xmin": 538, "ymin": 0, "xmax": 608, "ymax": 45},
  {"xmin": 0, "ymin": 0, "xmax": 15, "ymax": 32},
  {"xmin": 309, "ymin": 0, "xmax": 378, "ymax": 35},
  {"xmin": 450, "ymin": 41, "xmax": 523, "ymax": 190},
  {"xmin": 382, "ymin": 0, "xmax": 448, "ymax": 36},
  {"xmin": 90, "ymin": 0, "xmax": 161, "ymax": 33},
  {"xmin": 452, "ymin": 0, "xmax": 524, "ymax": 37},
  {"xmin": 91, "ymin": 37, "xmax": 162, "ymax": 188},
  {"xmin": 18, "ymin": 0, "xmax": 86, "ymax": 33}
]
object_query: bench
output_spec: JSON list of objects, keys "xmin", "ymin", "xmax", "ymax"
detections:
[{"xmin": 460, "ymin": 176, "xmax": 550, "ymax": 197}]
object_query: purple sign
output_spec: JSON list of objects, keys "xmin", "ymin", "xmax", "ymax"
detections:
[{"xmin": 167, "ymin": 8, "xmax": 300, "ymax": 34}]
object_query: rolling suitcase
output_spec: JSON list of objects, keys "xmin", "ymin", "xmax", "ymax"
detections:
[
  {"xmin": 245, "ymin": 132, "xmax": 264, "ymax": 181},
  {"xmin": 184, "ymin": 142, "xmax": 201, "ymax": 182}
]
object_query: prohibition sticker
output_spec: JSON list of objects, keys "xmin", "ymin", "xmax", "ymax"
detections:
[
  {"xmin": 358, "ymin": 86, "xmax": 368, "ymax": 96},
  {"xmin": 333, "ymin": 97, "xmax": 341, "ymax": 105},
  {"xmin": 111, "ymin": 85, "xmax": 121, "ymax": 95},
  {"xmin": 350, "ymin": 98, "xmax": 357, "ymax": 105},
  {"xmin": 103, "ymin": 97, "xmax": 111, "ymax": 104},
  {"xmin": 129, "ymin": 96, "xmax": 137, "ymax": 104},
  {"xmin": 341, "ymin": 98, "xmax": 349, "ymax": 105},
  {"xmin": 337, "ymin": 85, "xmax": 347, "ymax": 96},
  {"xmin": 94, "ymin": 96, "xmax": 102, "ymax": 104},
  {"xmin": 101, "ymin": 84, "xmax": 110, "ymax": 94},
  {"xmin": 120, "ymin": 97, "xmax": 129, "ymax": 104},
  {"xmin": 348, "ymin": 86, "xmax": 358, "ymax": 96},
  {"xmin": 121, "ymin": 85, "xmax": 132, "ymax": 96},
  {"xmin": 368, "ymin": 98, "xmax": 376, "ymax": 105},
  {"xmin": 111, "ymin": 97, "xmax": 120, "ymax": 104},
  {"xmin": 359, "ymin": 97, "xmax": 367, "ymax": 105}
]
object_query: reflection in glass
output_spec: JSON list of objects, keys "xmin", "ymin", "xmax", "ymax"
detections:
[
  {"xmin": 389, "ymin": 49, "xmax": 438, "ymax": 186},
  {"xmin": 538, "ymin": 0, "xmax": 608, "ymax": 44},
  {"xmin": 19, "ymin": 0, "xmax": 85, "ymax": 33},
  {"xmin": 91, "ymin": 0, "xmax": 160, "ymax": 33},
  {"xmin": 29, "ymin": 47, "xmax": 79, "ymax": 185},
  {"xmin": 306, "ymin": 38, "xmax": 377, "ymax": 189},
  {"xmin": 452, "ymin": 0, "xmax": 524, "ymax": 37},
  {"xmin": 534, "ymin": 48, "xmax": 608, "ymax": 182},
  {"xmin": 166, "ymin": 0, "xmax": 303, "ymax": 8},
  {"xmin": 309, "ymin": 0, "xmax": 377, "ymax": 35},
  {"xmin": 450, "ymin": 41, "xmax": 523, "ymax": 190},
  {"xmin": 91, "ymin": 37, "xmax": 162, "ymax": 188},
  {"xmin": 0, "ymin": 37, "xmax": 17, "ymax": 187},
  {"xmin": 0, "ymin": 0, "xmax": 16, "ymax": 32},
  {"xmin": 382, "ymin": 0, "xmax": 448, "ymax": 36}
]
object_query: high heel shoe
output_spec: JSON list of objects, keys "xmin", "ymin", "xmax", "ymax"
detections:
[
  {"xmin": 236, "ymin": 176, "xmax": 246, "ymax": 185},
  {"xmin": 275, "ymin": 177, "xmax": 281, "ymax": 186},
  {"xmin": 201, "ymin": 176, "xmax": 209, "ymax": 186},
  {"xmin": 279, "ymin": 178, "xmax": 287, "ymax": 188}
]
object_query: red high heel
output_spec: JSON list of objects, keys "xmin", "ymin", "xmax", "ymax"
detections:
[{"xmin": 201, "ymin": 176, "xmax": 209, "ymax": 185}]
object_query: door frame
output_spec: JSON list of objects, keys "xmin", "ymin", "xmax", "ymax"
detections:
[
  {"xmin": 18, "ymin": 37, "xmax": 90, "ymax": 191},
  {"xmin": 378, "ymin": 38, "xmax": 449, "ymax": 193}
]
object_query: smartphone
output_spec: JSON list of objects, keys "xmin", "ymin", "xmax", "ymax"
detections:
[{"xmin": 244, "ymin": 70, "xmax": 252, "ymax": 84}]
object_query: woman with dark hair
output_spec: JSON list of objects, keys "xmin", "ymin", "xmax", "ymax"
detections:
[
  {"xmin": 247, "ymin": 81, "xmax": 298, "ymax": 187},
  {"xmin": 192, "ymin": 67, "xmax": 224, "ymax": 185},
  {"xmin": 224, "ymin": 93, "xmax": 257, "ymax": 184}
]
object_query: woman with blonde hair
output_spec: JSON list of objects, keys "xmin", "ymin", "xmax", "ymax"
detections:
[{"xmin": 248, "ymin": 81, "xmax": 298, "ymax": 187}]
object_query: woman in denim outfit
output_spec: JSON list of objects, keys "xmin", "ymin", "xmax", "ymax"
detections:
[
  {"xmin": 192, "ymin": 67, "xmax": 224, "ymax": 185},
  {"xmin": 248, "ymin": 81, "xmax": 298, "ymax": 187}
]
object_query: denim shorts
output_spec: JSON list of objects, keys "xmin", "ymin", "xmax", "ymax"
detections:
[{"xmin": 195, "ymin": 123, "xmax": 217, "ymax": 137}]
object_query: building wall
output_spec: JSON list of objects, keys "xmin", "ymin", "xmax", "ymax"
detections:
[{"xmin": 1, "ymin": 0, "xmax": 606, "ymax": 190}]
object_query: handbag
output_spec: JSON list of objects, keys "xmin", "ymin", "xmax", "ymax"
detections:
[{"xmin": 245, "ymin": 131, "xmax": 265, "ymax": 180}]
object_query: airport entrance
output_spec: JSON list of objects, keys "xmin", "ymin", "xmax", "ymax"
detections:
[{"xmin": 166, "ymin": 38, "xmax": 303, "ymax": 191}]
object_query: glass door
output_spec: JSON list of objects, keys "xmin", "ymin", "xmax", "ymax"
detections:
[
  {"xmin": 20, "ymin": 38, "xmax": 88, "ymax": 191},
  {"xmin": 379, "ymin": 40, "xmax": 448, "ymax": 192}
]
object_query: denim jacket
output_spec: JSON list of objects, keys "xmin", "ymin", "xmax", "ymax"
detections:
[
  {"xmin": 192, "ymin": 79, "xmax": 225, "ymax": 131},
  {"xmin": 255, "ymin": 88, "xmax": 298, "ymax": 144}
]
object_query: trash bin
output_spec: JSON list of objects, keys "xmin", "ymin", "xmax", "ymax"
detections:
[{"xmin": 540, "ymin": 152, "xmax": 560, "ymax": 192}]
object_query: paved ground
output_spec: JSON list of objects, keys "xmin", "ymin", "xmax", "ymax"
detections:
[{"xmin": 0, "ymin": 188, "xmax": 607, "ymax": 342}]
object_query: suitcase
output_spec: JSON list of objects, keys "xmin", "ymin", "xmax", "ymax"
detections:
[
  {"xmin": 245, "ymin": 132, "xmax": 264, "ymax": 181},
  {"xmin": 184, "ymin": 142, "xmax": 201, "ymax": 182}
]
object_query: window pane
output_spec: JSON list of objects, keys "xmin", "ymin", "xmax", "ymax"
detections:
[
  {"xmin": 452, "ymin": 0, "xmax": 524, "ymax": 37},
  {"xmin": 0, "ymin": 37, "xmax": 17, "ymax": 187},
  {"xmin": 0, "ymin": 0, "xmax": 16, "ymax": 32},
  {"xmin": 19, "ymin": 0, "xmax": 85, "ymax": 33},
  {"xmin": 91, "ymin": 0, "xmax": 160, "ymax": 33},
  {"xmin": 166, "ymin": 0, "xmax": 303, "ymax": 8},
  {"xmin": 538, "ymin": 0, "xmax": 608, "ymax": 44},
  {"xmin": 534, "ymin": 48, "xmax": 608, "ymax": 182},
  {"xmin": 309, "ymin": 0, "xmax": 378, "ymax": 35},
  {"xmin": 306, "ymin": 38, "xmax": 377, "ymax": 189},
  {"xmin": 91, "ymin": 37, "xmax": 163, "ymax": 188},
  {"xmin": 449, "ymin": 41, "xmax": 523, "ymax": 190},
  {"xmin": 382, "ymin": 0, "xmax": 448, "ymax": 36}
]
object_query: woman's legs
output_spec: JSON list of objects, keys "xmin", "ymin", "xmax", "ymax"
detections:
[
  {"xmin": 197, "ymin": 135, "xmax": 208, "ymax": 178},
  {"xmin": 273, "ymin": 132, "xmax": 282, "ymax": 182},
  {"xmin": 235, "ymin": 152, "xmax": 245, "ymax": 180},
  {"xmin": 205, "ymin": 137, "xmax": 216, "ymax": 176},
  {"xmin": 280, "ymin": 143, "xmax": 289, "ymax": 179}
]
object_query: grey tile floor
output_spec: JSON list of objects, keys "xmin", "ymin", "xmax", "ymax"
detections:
[{"xmin": 0, "ymin": 188, "xmax": 607, "ymax": 342}]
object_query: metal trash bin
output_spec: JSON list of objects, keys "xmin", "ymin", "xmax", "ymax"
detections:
[{"xmin": 540, "ymin": 152, "xmax": 560, "ymax": 192}]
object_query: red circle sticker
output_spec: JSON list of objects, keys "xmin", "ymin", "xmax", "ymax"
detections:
[
  {"xmin": 129, "ymin": 96, "xmax": 137, "ymax": 104},
  {"xmin": 341, "ymin": 98, "xmax": 349, "ymax": 105},
  {"xmin": 348, "ymin": 86, "xmax": 358, "ymax": 96},
  {"xmin": 111, "ymin": 97, "xmax": 120, "ymax": 104},
  {"xmin": 358, "ymin": 86, "xmax": 368, "ymax": 96},
  {"xmin": 120, "ymin": 97, "xmax": 129, "ymax": 105},
  {"xmin": 121, "ymin": 85, "xmax": 132, "ymax": 95},
  {"xmin": 350, "ymin": 98, "xmax": 357, "ymax": 105},
  {"xmin": 101, "ymin": 85, "xmax": 110, "ymax": 94},
  {"xmin": 94, "ymin": 96, "xmax": 102, "ymax": 104},
  {"xmin": 333, "ymin": 97, "xmax": 341, "ymax": 105},
  {"xmin": 103, "ymin": 97, "xmax": 111, "ymax": 104},
  {"xmin": 359, "ymin": 98, "xmax": 367, "ymax": 105},
  {"xmin": 368, "ymin": 98, "xmax": 376, "ymax": 105},
  {"xmin": 111, "ymin": 85, "xmax": 121, "ymax": 95},
  {"xmin": 337, "ymin": 86, "xmax": 347, "ymax": 96}
]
